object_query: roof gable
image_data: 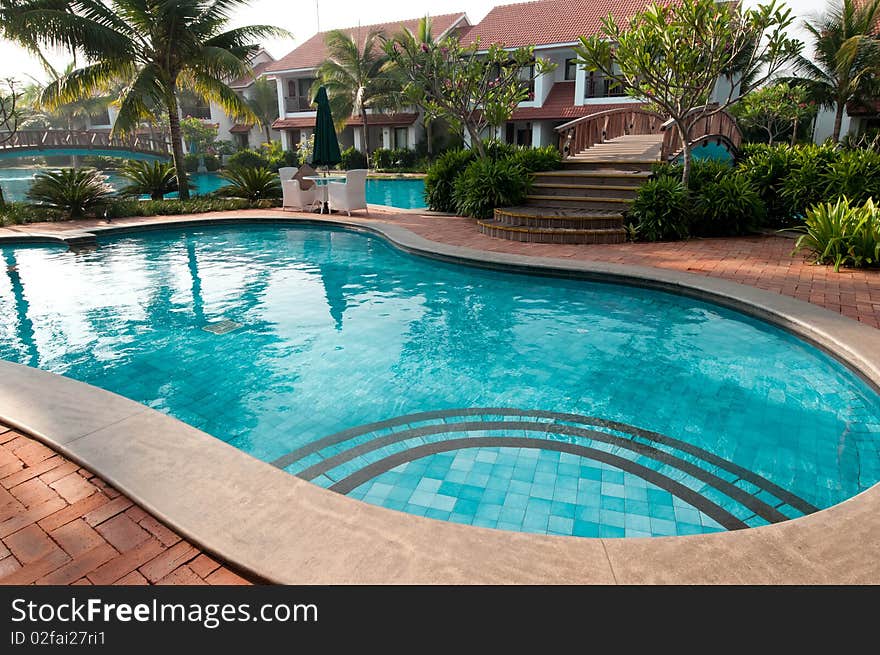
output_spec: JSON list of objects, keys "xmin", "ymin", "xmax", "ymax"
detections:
[{"xmin": 266, "ymin": 12, "xmax": 468, "ymax": 73}]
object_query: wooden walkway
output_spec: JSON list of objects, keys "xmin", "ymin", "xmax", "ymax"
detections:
[{"xmin": 567, "ymin": 134, "xmax": 663, "ymax": 162}]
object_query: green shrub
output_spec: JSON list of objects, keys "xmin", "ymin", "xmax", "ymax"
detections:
[
  {"xmin": 793, "ymin": 197, "xmax": 880, "ymax": 271},
  {"xmin": 511, "ymin": 146, "xmax": 562, "ymax": 172},
  {"xmin": 184, "ymin": 153, "xmax": 200, "ymax": 172},
  {"xmin": 226, "ymin": 149, "xmax": 270, "ymax": 170},
  {"xmin": 119, "ymin": 160, "xmax": 178, "ymax": 200},
  {"xmin": 425, "ymin": 148, "xmax": 476, "ymax": 212},
  {"xmin": 103, "ymin": 197, "xmax": 261, "ymax": 219},
  {"xmin": 371, "ymin": 148, "xmax": 418, "ymax": 171},
  {"xmin": 0, "ymin": 201, "xmax": 61, "ymax": 225},
  {"xmin": 339, "ymin": 147, "xmax": 368, "ymax": 170},
  {"xmin": 217, "ymin": 167, "xmax": 281, "ymax": 201},
  {"xmin": 628, "ymin": 175, "xmax": 690, "ymax": 241},
  {"xmin": 779, "ymin": 144, "xmax": 839, "ymax": 220},
  {"xmin": 484, "ymin": 139, "xmax": 516, "ymax": 161},
  {"xmin": 822, "ymin": 149, "xmax": 880, "ymax": 206},
  {"xmin": 693, "ymin": 173, "xmax": 765, "ymax": 236},
  {"xmin": 203, "ymin": 154, "xmax": 221, "ymax": 172},
  {"xmin": 452, "ymin": 158, "xmax": 531, "ymax": 219},
  {"xmin": 737, "ymin": 144, "xmax": 801, "ymax": 221},
  {"xmin": 26, "ymin": 168, "xmax": 114, "ymax": 219}
]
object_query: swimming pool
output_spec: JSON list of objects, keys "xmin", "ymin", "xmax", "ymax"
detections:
[
  {"xmin": 0, "ymin": 168, "xmax": 427, "ymax": 209},
  {"xmin": 1, "ymin": 224, "xmax": 878, "ymax": 538}
]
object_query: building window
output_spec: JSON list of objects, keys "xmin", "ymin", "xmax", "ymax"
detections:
[
  {"xmin": 585, "ymin": 70, "xmax": 625, "ymax": 99},
  {"xmin": 565, "ymin": 58, "xmax": 577, "ymax": 81},
  {"xmin": 286, "ymin": 78, "xmax": 317, "ymax": 112},
  {"xmin": 394, "ymin": 127, "xmax": 408, "ymax": 149},
  {"xmin": 518, "ymin": 62, "xmax": 535, "ymax": 99}
]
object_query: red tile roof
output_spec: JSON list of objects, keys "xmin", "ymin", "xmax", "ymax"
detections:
[
  {"xmin": 509, "ymin": 81, "xmax": 645, "ymax": 120},
  {"xmin": 464, "ymin": 0, "xmax": 674, "ymax": 48},
  {"xmin": 265, "ymin": 13, "xmax": 467, "ymax": 73},
  {"xmin": 229, "ymin": 60, "xmax": 273, "ymax": 89},
  {"xmin": 346, "ymin": 112, "xmax": 419, "ymax": 127},
  {"xmin": 229, "ymin": 124, "xmax": 253, "ymax": 133},
  {"xmin": 272, "ymin": 116, "xmax": 317, "ymax": 129}
]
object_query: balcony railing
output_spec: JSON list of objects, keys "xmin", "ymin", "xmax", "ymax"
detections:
[
  {"xmin": 285, "ymin": 96, "xmax": 313, "ymax": 113},
  {"xmin": 181, "ymin": 106, "xmax": 212, "ymax": 120},
  {"xmin": 584, "ymin": 75, "xmax": 626, "ymax": 99}
]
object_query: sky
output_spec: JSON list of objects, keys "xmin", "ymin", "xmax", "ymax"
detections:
[{"xmin": 0, "ymin": 0, "xmax": 823, "ymax": 83}]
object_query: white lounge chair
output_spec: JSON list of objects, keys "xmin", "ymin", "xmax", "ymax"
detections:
[
  {"xmin": 282, "ymin": 178, "xmax": 319, "ymax": 211},
  {"xmin": 327, "ymin": 169, "xmax": 369, "ymax": 216},
  {"xmin": 278, "ymin": 166, "xmax": 298, "ymax": 181}
]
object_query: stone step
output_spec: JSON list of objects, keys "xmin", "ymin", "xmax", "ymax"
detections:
[
  {"xmin": 531, "ymin": 182, "xmax": 639, "ymax": 199},
  {"xmin": 562, "ymin": 159, "xmax": 657, "ymax": 172},
  {"xmin": 534, "ymin": 170, "xmax": 650, "ymax": 187},
  {"xmin": 477, "ymin": 220, "xmax": 627, "ymax": 244},
  {"xmin": 493, "ymin": 206, "xmax": 624, "ymax": 230},
  {"xmin": 525, "ymin": 194, "xmax": 632, "ymax": 210}
]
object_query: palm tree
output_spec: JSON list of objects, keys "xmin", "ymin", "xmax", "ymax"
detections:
[
  {"xmin": 32, "ymin": 0, "xmax": 285, "ymax": 199},
  {"xmin": 248, "ymin": 77, "xmax": 280, "ymax": 145},
  {"xmin": 317, "ymin": 28, "xmax": 400, "ymax": 164},
  {"xmin": 794, "ymin": 0, "xmax": 880, "ymax": 142},
  {"xmin": 386, "ymin": 17, "xmax": 436, "ymax": 155}
]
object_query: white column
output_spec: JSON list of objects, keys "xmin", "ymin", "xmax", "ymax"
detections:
[
  {"xmin": 382, "ymin": 127, "xmax": 391, "ymax": 149},
  {"xmin": 531, "ymin": 122, "xmax": 543, "ymax": 147},
  {"xmin": 574, "ymin": 66, "xmax": 585, "ymax": 106},
  {"xmin": 353, "ymin": 128, "xmax": 363, "ymax": 151},
  {"xmin": 275, "ymin": 77, "xmax": 286, "ymax": 117}
]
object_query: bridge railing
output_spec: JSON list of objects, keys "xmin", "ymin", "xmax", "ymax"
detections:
[
  {"xmin": 555, "ymin": 107, "xmax": 665, "ymax": 157},
  {"xmin": 0, "ymin": 129, "xmax": 172, "ymax": 155},
  {"xmin": 660, "ymin": 106, "xmax": 742, "ymax": 161}
]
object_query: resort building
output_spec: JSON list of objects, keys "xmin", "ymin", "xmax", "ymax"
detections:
[
  {"xmin": 207, "ymin": 48, "xmax": 281, "ymax": 149},
  {"xmin": 264, "ymin": 12, "xmax": 471, "ymax": 152}
]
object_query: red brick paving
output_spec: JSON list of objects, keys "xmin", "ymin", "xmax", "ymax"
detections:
[{"xmin": 0, "ymin": 425, "xmax": 253, "ymax": 586}]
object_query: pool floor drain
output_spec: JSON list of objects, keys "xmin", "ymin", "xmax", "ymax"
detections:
[{"xmin": 202, "ymin": 319, "xmax": 243, "ymax": 335}]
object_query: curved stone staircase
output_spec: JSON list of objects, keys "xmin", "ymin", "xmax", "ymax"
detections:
[{"xmin": 478, "ymin": 134, "xmax": 662, "ymax": 244}]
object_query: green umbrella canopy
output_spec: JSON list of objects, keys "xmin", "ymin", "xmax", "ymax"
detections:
[{"xmin": 311, "ymin": 86, "xmax": 342, "ymax": 168}]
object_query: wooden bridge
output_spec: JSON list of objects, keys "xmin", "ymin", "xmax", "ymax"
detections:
[
  {"xmin": 0, "ymin": 129, "xmax": 172, "ymax": 158},
  {"xmin": 477, "ymin": 105, "xmax": 742, "ymax": 245}
]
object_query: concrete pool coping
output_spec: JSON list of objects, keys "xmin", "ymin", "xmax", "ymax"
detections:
[{"xmin": 1, "ymin": 214, "xmax": 879, "ymax": 583}]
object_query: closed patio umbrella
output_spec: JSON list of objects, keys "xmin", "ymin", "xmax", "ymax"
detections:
[{"xmin": 311, "ymin": 86, "xmax": 342, "ymax": 169}]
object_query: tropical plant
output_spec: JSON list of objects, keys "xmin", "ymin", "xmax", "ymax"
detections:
[
  {"xmin": 779, "ymin": 145, "xmax": 840, "ymax": 219},
  {"xmin": 339, "ymin": 146, "xmax": 368, "ymax": 170},
  {"xmin": 452, "ymin": 158, "xmax": 531, "ymax": 219},
  {"xmin": 317, "ymin": 28, "xmax": 400, "ymax": 163},
  {"xmin": 628, "ymin": 176, "xmax": 690, "ymax": 241},
  {"xmin": 792, "ymin": 0, "xmax": 880, "ymax": 142},
  {"xmin": 793, "ymin": 196, "xmax": 880, "ymax": 270},
  {"xmin": 738, "ymin": 144, "xmax": 802, "ymax": 221},
  {"xmin": 822, "ymin": 149, "xmax": 880, "ymax": 205},
  {"xmin": 118, "ymin": 160, "xmax": 177, "ymax": 200},
  {"xmin": 0, "ymin": 78, "xmax": 22, "ymax": 206},
  {"xmin": 574, "ymin": 0, "xmax": 800, "ymax": 186},
  {"xmin": 180, "ymin": 117, "xmax": 218, "ymax": 154},
  {"xmin": 26, "ymin": 168, "xmax": 113, "ymax": 218},
  {"xmin": 384, "ymin": 23, "xmax": 555, "ymax": 159},
  {"xmin": 511, "ymin": 146, "xmax": 562, "ymax": 172},
  {"xmin": 424, "ymin": 148, "xmax": 476, "ymax": 212},
  {"xmin": 32, "ymin": 0, "xmax": 286, "ymax": 199},
  {"xmin": 692, "ymin": 173, "xmax": 765, "ymax": 236},
  {"xmin": 227, "ymin": 149, "xmax": 270, "ymax": 170},
  {"xmin": 102, "ymin": 196, "xmax": 260, "ymax": 219},
  {"xmin": 217, "ymin": 167, "xmax": 281, "ymax": 201},
  {"xmin": 239, "ymin": 77, "xmax": 278, "ymax": 146},
  {"xmin": 731, "ymin": 81, "xmax": 817, "ymax": 145}
]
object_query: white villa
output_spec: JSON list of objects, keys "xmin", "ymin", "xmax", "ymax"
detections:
[{"xmin": 191, "ymin": 0, "xmax": 875, "ymax": 153}]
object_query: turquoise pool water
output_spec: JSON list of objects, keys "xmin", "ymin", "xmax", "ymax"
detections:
[
  {"xmin": 0, "ymin": 168, "xmax": 427, "ymax": 209},
  {"xmin": 1, "ymin": 225, "xmax": 878, "ymax": 538}
]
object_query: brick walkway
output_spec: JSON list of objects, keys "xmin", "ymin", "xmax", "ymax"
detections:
[{"xmin": 0, "ymin": 425, "xmax": 253, "ymax": 586}]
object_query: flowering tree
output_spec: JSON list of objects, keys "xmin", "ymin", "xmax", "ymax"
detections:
[
  {"xmin": 180, "ymin": 116, "xmax": 218, "ymax": 154},
  {"xmin": 384, "ymin": 22, "xmax": 555, "ymax": 158},
  {"xmin": 574, "ymin": 0, "xmax": 800, "ymax": 186},
  {"xmin": 731, "ymin": 82, "xmax": 816, "ymax": 145}
]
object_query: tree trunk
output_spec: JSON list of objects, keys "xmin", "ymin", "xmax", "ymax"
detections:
[
  {"xmin": 166, "ymin": 96, "xmax": 190, "ymax": 200},
  {"xmin": 264, "ymin": 124, "xmax": 271, "ymax": 146},
  {"xmin": 677, "ymin": 121, "xmax": 691, "ymax": 190},
  {"xmin": 426, "ymin": 118, "xmax": 433, "ymax": 157},
  {"xmin": 465, "ymin": 122, "xmax": 486, "ymax": 159},
  {"xmin": 362, "ymin": 111, "xmax": 370, "ymax": 168},
  {"xmin": 791, "ymin": 115, "xmax": 799, "ymax": 147},
  {"xmin": 832, "ymin": 103, "xmax": 845, "ymax": 143}
]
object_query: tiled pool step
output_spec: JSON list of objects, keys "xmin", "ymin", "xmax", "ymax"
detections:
[{"xmin": 271, "ymin": 409, "xmax": 819, "ymax": 538}]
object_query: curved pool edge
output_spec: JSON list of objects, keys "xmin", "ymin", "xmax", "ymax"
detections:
[{"xmin": 1, "ymin": 214, "xmax": 879, "ymax": 583}]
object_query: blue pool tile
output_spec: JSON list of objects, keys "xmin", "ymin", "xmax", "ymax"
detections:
[
  {"xmin": 480, "ymin": 488, "xmax": 507, "ymax": 505},
  {"xmin": 599, "ymin": 509, "xmax": 626, "ymax": 528},
  {"xmin": 453, "ymin": 498, "xmax": 479, "ymax": 515},
  {"xmin": 548, "ymin": 515, "xmax": 574, "ymax": 534},
  {"xmin": 550, "ymin": 501, "xmax": 577, "ymax": 519},
  {"xmin": 572, "ymin": 520, "xmax": 600, "ymax": 537},
  {"xmin": 598, "ymin": 525, "xmax": 626, "ymax": 538},
  {"xmin": 600, "ymin": 496, "xmax": 625, "ymax": 512},
  {"xmin": 498, "ymin": 506, "xmax": 526, "ymax": 524}
]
